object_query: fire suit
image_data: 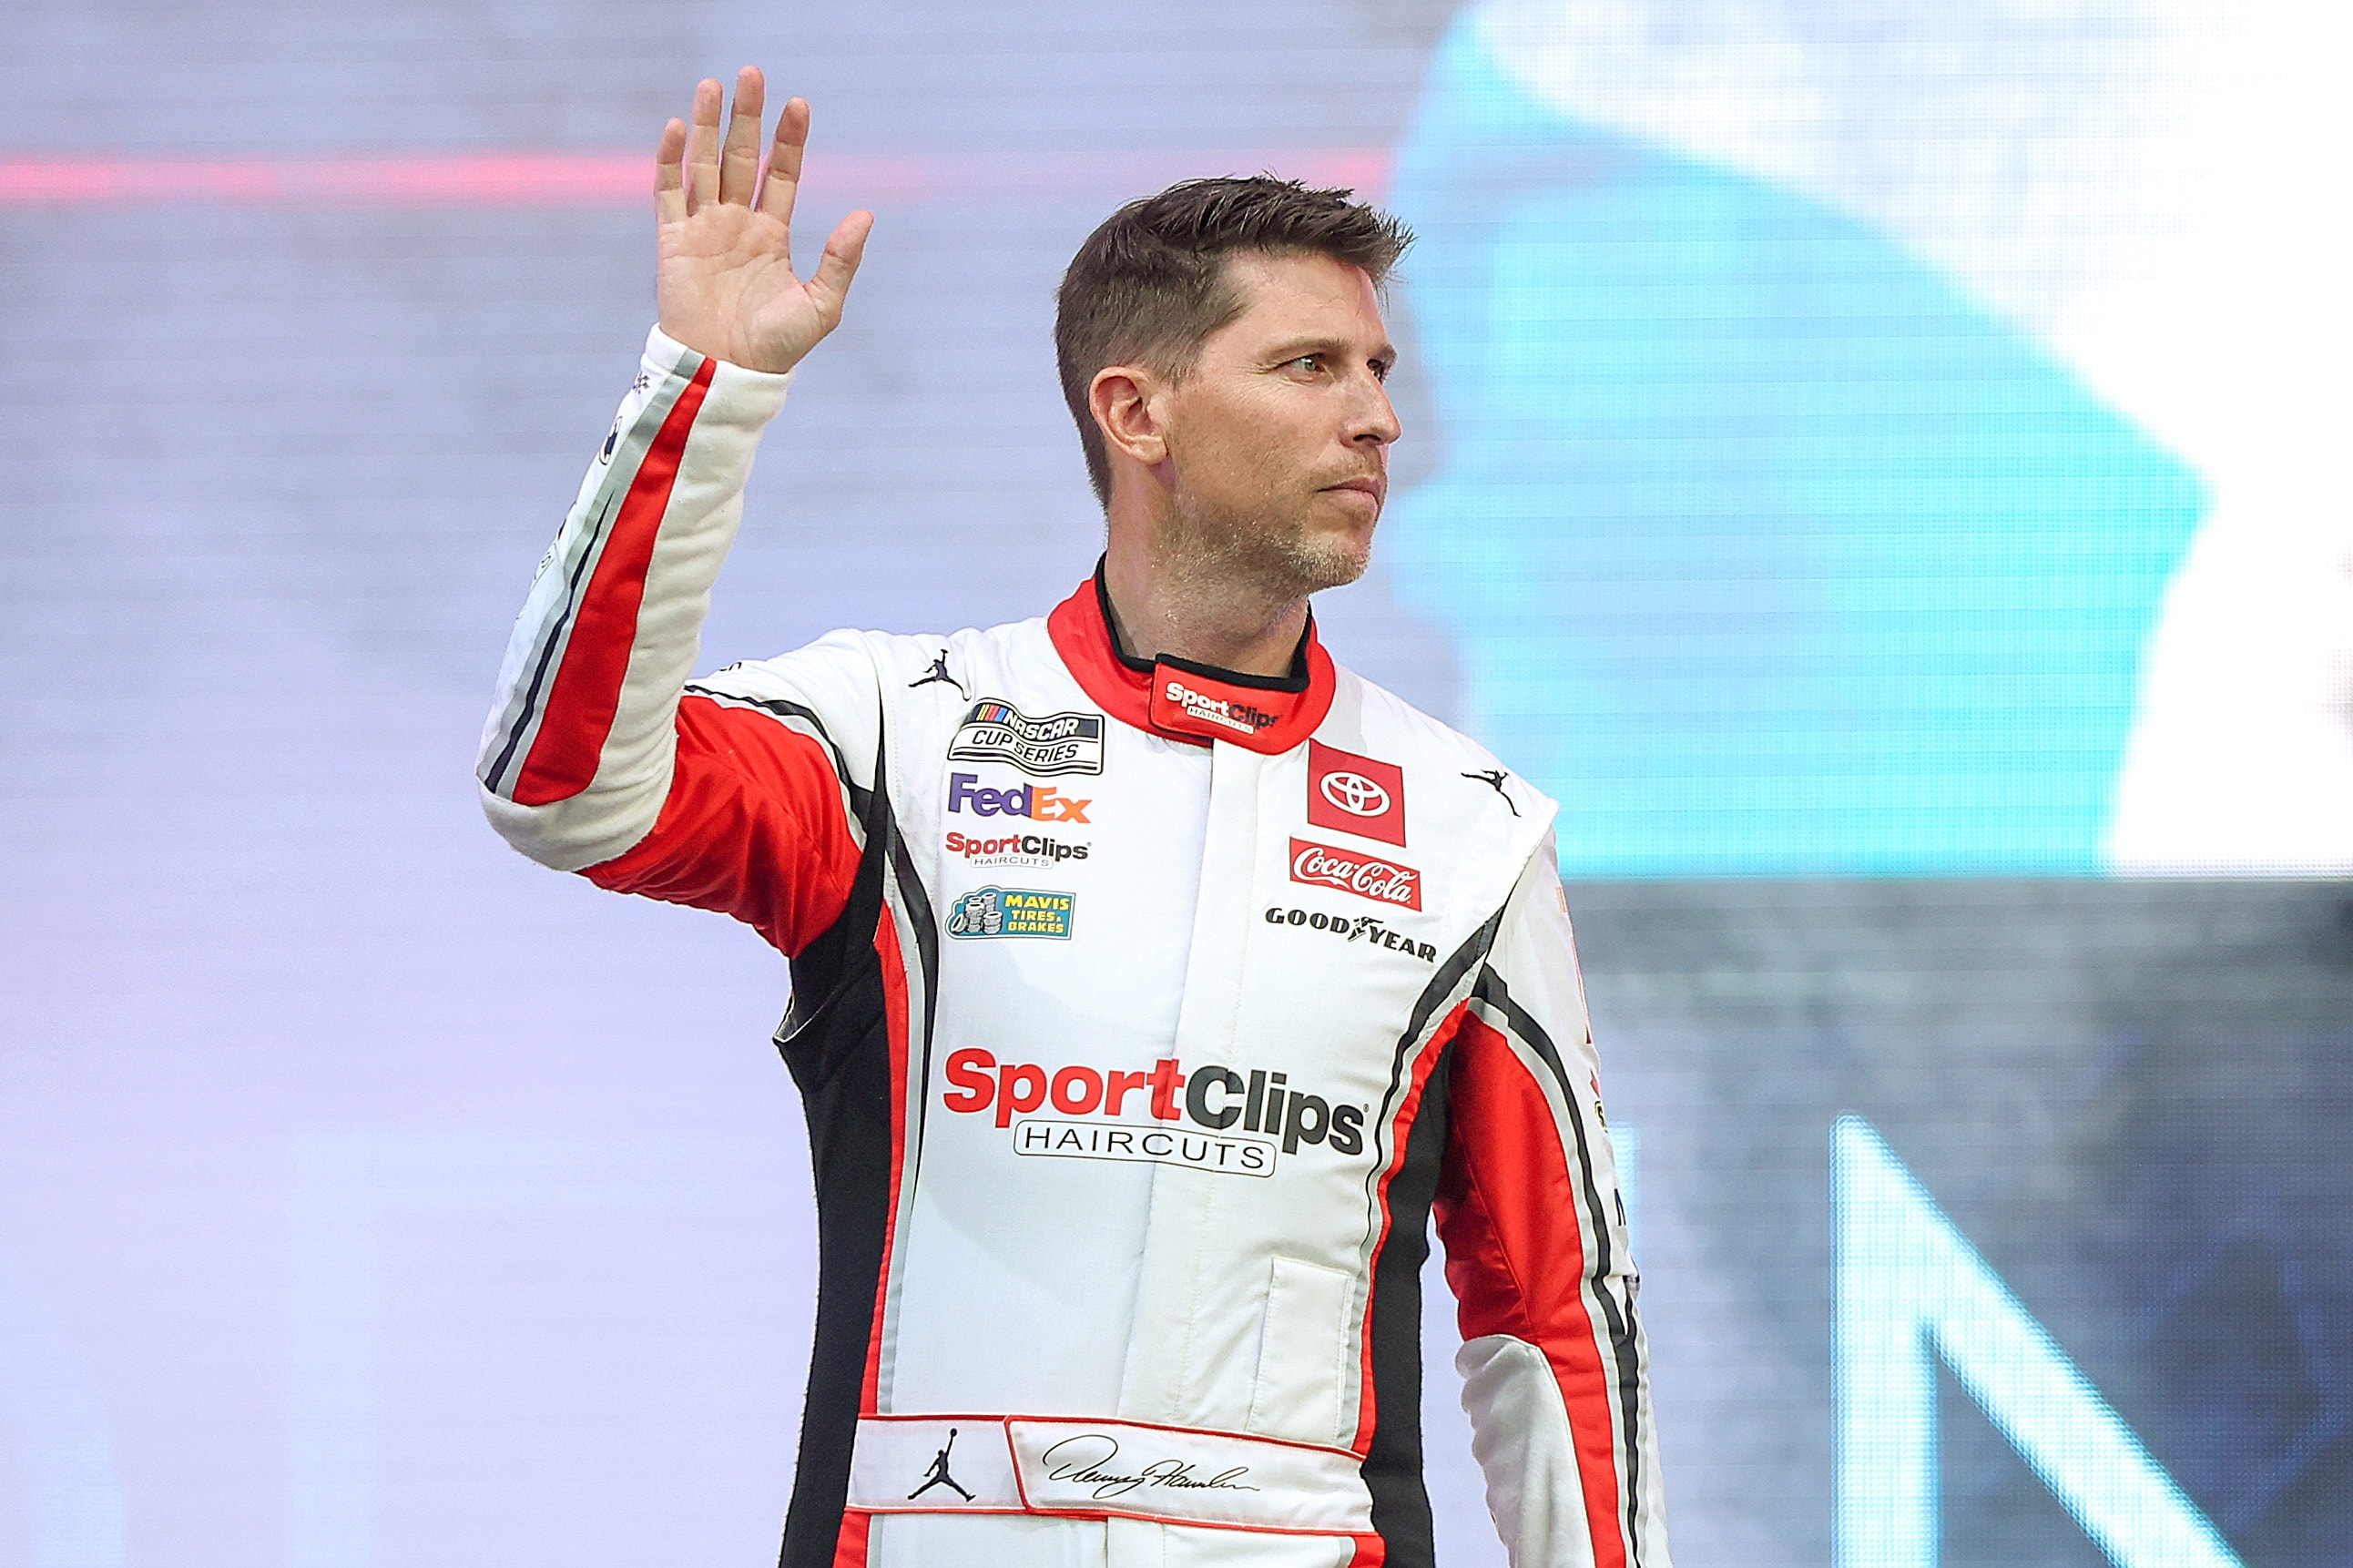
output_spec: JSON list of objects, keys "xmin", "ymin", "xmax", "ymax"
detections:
[{"xmin": 478, "ymin": 327, "xmax": 1670, "ymax": 1568}]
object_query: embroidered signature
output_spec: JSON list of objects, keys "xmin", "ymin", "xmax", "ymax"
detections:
[{"xmin": 1038, "ymin": 1434, "xmax": 1261, "ymax": 1501}]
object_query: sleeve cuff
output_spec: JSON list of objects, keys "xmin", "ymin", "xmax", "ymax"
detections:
[{"xmin": 642, "ymin": 324, "xmax": 796, "ymax": 425}]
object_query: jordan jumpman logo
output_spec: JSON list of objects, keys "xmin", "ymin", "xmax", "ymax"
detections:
[{"xmin": 907, "ymin": 1428, "xmax": 975, "ymax": 1502}]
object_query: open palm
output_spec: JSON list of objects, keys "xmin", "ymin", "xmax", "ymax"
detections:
[{"xmin": 655, "ymin": 68, "xmax": 873, "ymax": 376}]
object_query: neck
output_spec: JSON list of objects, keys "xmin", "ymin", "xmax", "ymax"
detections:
[{"xmin": 1100, "ymin": 526, "xmax": 1308, "ymax": 677}]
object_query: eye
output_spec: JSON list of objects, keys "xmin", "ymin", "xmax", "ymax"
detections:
[
  {"xmin": 1370, "ymin": 359, "xmax": 1393, "ymax": 382},
  {"xmin": 1289, "ymin": 354, "xmax": 1324, "ymax": 375}
]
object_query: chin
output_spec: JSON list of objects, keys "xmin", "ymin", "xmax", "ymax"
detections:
[{"xmin": 1293, "ymin": 535, "xmax": 1373, "ymax": 595}]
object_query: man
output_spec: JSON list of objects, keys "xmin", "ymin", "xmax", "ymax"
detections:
[{"xmin": 479, "ymin": 66, "xmax": 1668, "ymax": 1568}]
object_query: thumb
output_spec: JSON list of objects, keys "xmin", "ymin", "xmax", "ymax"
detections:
[{"xmin": 809, "ymin": 209, "xmax": 875, "ymax": 319}]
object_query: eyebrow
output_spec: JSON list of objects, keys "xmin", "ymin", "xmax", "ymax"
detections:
[{"xmin": 1263, "ymin": 336, "xmax": 1399, "ymax": 366}]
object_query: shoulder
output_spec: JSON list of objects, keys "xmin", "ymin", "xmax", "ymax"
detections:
[
  {"xmin": 687, "ymin": 616, "xmax": 1061, "ymax": 749},
  {"xmin": 1328, "ymin": 661, "xmax": 1557, "ymax": 823},
  {"xmin": 1304, "ymin": 658, "xmax": 1557, "ymax": 928},
  {"xmin": 692, "ymin": 619, "xmax": 1035, "ymax": 697}
]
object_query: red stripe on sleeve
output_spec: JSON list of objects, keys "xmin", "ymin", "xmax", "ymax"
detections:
[
  {"xmin": 582, "ymin": 695, "xmax": 860, "ymax": 956},
  {"xmin": 1435, "ymin": 1014, "xmax": 1626, "ymax": 1568},
  {"xmin": 512, "ymin": 356, "xmax": 718, "ymax": 806}
]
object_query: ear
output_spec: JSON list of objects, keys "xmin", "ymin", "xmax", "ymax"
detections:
[{"xmin": 1089, "ymin": 365, "xmax": 1170, "ymax": 470}]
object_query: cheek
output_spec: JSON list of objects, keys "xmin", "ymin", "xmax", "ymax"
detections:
[
  {"xmin": 1173, "ymin": 384, "xmax": 1324, "ymax": 505},
  {"xmin": 1215, "ymin": 397, "xmax": 1321, "ymax": 493}
]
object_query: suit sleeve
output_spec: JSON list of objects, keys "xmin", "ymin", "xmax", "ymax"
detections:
[
  {"xmin": 1436, "ymin": 833, "xmax": 1671, "ymax": 1568},
  {"xmin": 474, "ymin": 326, "xmax": 865, "ymax": 956}
]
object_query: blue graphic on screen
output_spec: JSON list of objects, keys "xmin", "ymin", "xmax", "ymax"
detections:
[
  {"xmin": 1833, "ymin": 1117, "xmax": 2241, "ymax": 1568},
  {"xmin": 1384, "ymin": 21, "xmax": 2207, "ymax": 877}
]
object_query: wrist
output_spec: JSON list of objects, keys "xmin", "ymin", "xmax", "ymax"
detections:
[
  {"xmin": 645, "ymin": 325, "xmax": 796, "ymax": 424},
  {"xmin": 649, "ymin": 323, "xmax": 802, "ymax": 381}
]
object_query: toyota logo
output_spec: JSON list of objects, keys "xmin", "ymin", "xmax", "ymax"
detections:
[{"xmin": 1319, "ymin": 771, "xmax": 1390, "ymax": 817}]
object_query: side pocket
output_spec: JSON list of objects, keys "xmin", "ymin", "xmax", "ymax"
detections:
[{"xmin": 1246, "ymin": 1256, "xmax": 1356, "ymax": 1445}]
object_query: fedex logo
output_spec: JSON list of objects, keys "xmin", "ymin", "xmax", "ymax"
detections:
[{"xmin": 948, "ymin": 771, "xmax": 1092, "ymax": 823}]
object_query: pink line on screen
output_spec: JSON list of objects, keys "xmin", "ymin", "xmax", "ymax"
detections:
[{"xmin": 0, "ymin": 151, "xmax": 1390, "ymax": 207}]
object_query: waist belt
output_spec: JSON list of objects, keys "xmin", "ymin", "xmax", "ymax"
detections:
[{"xmin": 847, "ymin": 1413, "xmax": 1375, "ymax": 1535}]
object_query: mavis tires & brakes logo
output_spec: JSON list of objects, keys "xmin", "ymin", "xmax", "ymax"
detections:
[{"xmin": 945, "ymin": 886, "xmax": 1075, "ymax": 939}]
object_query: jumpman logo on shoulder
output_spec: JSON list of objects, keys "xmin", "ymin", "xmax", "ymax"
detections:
[
  {"xmin": 909, "ymin": 650, "xmax": 967, "ymax": 697},
  {"xmin": 1462, "ymin": 769, "xmax": 1519, "ymax": 815},
  {"xmin": 907, "ymin": 1427, "xmax": 975, "ymax": 1502}
]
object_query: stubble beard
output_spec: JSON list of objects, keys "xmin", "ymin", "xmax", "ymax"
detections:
[{"xmin": 1156, "ymin": 487, "xmax": 1372, "ymax": 620}]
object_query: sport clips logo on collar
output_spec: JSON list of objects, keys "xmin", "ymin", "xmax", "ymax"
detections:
[{"xmin": 1152, "ymin": 676, "xmax": 1281, "ymax": 739}]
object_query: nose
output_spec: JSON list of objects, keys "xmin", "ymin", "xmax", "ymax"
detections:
[{"xmin": 1350, "ymin": 373, "xmax": 1401, "ymax": 450}]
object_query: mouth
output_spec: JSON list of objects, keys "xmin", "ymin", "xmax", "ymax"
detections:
[{"xmin": 1320, "ymin": 477, "xmax": 1386, "ymax": 508}]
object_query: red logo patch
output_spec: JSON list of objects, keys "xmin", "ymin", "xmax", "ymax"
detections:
[
  {"xmin": 1289, "ymin": 838, "xmax": 1421, "ymax": 910},
  {"xmin": 1307, "ymin": 740, "xmax": 1406, "ymax": 846},
  {"xmin": 1151, "ymin": 674, "xmax": 1281, "ymax": 740}
]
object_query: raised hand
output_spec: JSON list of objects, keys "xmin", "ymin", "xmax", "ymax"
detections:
[{"xmin": 654, "ymin": 67, "xmax": 874, "ymax": 375}]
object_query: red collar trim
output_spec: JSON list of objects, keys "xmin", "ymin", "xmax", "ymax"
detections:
[{"xmin": 1046, "ymin": 567, "xmax": 1335, "ymax": 754}]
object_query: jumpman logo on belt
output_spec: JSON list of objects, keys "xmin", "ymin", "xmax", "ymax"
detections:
[{"xmin": 907, "ymin": 1427, "xmax": 974, "ymax": 1502}]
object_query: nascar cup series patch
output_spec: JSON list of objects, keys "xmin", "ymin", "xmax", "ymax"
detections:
[
  {"xmin": 948, "ymin": 700, "xmax": 1105, "ymax": 776},
  {"xmin": 946, "ymin": 886, "xmax": 1076, "ymax": 940}
]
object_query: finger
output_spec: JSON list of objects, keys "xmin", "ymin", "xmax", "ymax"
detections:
[
  {"xmin": 718, "ymin": 66, "xmax": 765, "ymax": 207},
  {"xmin": 809, "ymin": 209, "xmax": 876, "ymax": 320},
  {"xmin": 654, "ymin": 117, "xmax": 688, "ymax": 226},
  {"xmin": 686, "ymin": 77, "xmax": 723, "ymax": 213},
  {"xmin": 757, "ymin": 96, "xmax": 812, "ymax": 226}
]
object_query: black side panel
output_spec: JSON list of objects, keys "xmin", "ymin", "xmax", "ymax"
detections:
[
  {"xmin": 1362, "ymin": 1047, "xmax": 1454, "ymax": 1568},
  {"xmin": 773, "ymin": 730, "xmax": 898, "ymax": 1568}
]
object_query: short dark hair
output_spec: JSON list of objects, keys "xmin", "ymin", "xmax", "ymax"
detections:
[{"xmin": 1054, "ymin": 176, "xmax": 1412, "ymax": 505}]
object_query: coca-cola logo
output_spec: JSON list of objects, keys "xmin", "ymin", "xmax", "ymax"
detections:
[{"xmin": 1288, "ymin": 837, "xmax": 1421, "ymax": 910}]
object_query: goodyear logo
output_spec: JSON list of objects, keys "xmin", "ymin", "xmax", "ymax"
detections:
[{"xmin": 946, "ymin": 886, "xmax": 1075, "ymax": 940}]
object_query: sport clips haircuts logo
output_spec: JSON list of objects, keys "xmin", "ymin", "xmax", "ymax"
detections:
[
  {"xmin": 944, "ymin": 830, "xmax": 1088, "ymax": 868},
  {"xmin": 942, "ymin": 1049, "xmax": 1366, "ymax": 1177},
  {"xmin": 1151, "ymin": 677, "xmax": 1280, "ymax": 738},
  {"xmin": 949, "ymin": 700, "xmax": 1105, "ymax": 776}
]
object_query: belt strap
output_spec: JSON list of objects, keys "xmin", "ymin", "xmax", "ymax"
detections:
[{"xmin": 846, "ymin": 1413, "xmax": 1375, "ymax": 1535}]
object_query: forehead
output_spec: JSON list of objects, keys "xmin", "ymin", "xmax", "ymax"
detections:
[{"xmin": 1210, "ymin": 250, "xmax": 1388, "ymax": 347}]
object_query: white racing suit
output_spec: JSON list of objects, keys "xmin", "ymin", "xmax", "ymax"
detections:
[{"xmin": 478, "ymin": 329, "xmax": 1671, "ymax": 1568}]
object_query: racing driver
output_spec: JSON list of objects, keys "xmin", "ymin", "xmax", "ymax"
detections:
[{"xmin": 479, "ymin": 67, "xmax": 1669, "ymax": 1568}]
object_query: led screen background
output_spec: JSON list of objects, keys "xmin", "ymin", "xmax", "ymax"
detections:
[{"xmin": 2, "ymin": 3, "xmax": 2348, "ymax": 1566}]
